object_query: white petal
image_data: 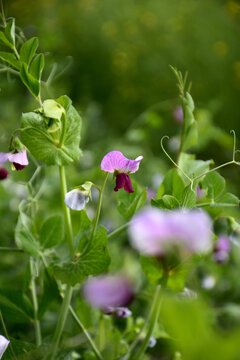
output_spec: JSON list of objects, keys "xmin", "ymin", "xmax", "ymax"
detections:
[
  {"xmin": 0, "ymin": 335, "xmax": 9, "ymax": 359},
  {"xmin": 64, "ymin": 189, "xmax": 89, "ymax": 211}
]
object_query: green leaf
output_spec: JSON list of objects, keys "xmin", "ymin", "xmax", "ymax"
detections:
[
  {"xmin": 117, "ymin": 181, "xmax": 147, "ymax": 220},
  {"xmin": 4, "ymin": 338, "xmax": 40, "ymax": 359},
  {"xmin": 54, "ymin": 226, "xmax": 111, "ymax": 285},
  {"xmin": 39, "ymin": 215, "xmax": 64, "ymax": 249},
  {"xmin": 38, "ymin": 269, "xmax": 59, "ymax": 319},
  {"xmin": 0, "ymin": 51, "xmax": 20, "ymax": 69},
  {"xmin": 140, "ymin": 256, "xmax": 162, "ymax": 284},
  {"xmin": 15, "ymin": 209, "xmax": 40, "ymax": 257},
  {"xmin": 30, "ymin": 53, "xmax": 44, "ymax": 81},
  {"xmin": 151, "ymin": 194, "xmax": 180, "ymax": 210},
  {"xmin": 0, "ymin": 31, "xmax": 13, "ymax": 49},
  {"xmin": 178, "ymin": 153, "xmax": 212, "ymax": 180},
  {"xmin": 214, "ymin": 193, "xmax": 239, "ymax": 207},
  {"xmin": 0, "ymin": 289, "xmax": 33, "ymax": 323},
  {"xmin": 20, "ymin": 63, "xmax": 40, "ymax": 98},
  {"xmin": 181, "ymin": 92, "xmax": 198, "ymax": 151},
  {"xmin": 20, "ymin": 95, "xmax": 82, "ymax": 166},
  {"xmin": 157, "ymin": 169, "xmax": 185, "ymax": 201},
  {"xmin": 181, "ymin": 184, "xmax": 197, "ymax": 208},
  {"xmin": 202, "ymin": 171, "xmax": 225, "ymax": 200},
  {"xmin": 20, "ymin": 37, "xmax": 38, "ymax": 65},
  {"xmin": 5, "ymin": 19, "xmax": 15, "ymax": 46},
  {"xmin": 42, "ymin": 99, "xmax": 64, "ymax": 121}
]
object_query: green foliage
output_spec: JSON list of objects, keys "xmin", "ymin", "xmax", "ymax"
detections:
[
  {"xmin": 0, "ymin": 289, "xmax": 33, "ymax": 323},
  {"xmin": 181, "ymin": 92, "xmax": 198, "ymax": 152},
  {"xmin": 19, "ymin": 37, "xmax": 38, "ymax": 65},
  {"xmin": 0, "ymin": 51, "xmax": 20, "ymax": 69},
  {"xmin": 152, "ymin": 194, "xmax": 180, "ymax": 210},
  {"xmin": 157, "ymin": 169, "xmax": 185, "ymax": 201},
  {"xmin": 15, "ymin": 204, "xmax": 40, "ymax": 258},
  {"xmin": 20, "ymin": 63, "xmax": 41, "ymax": 98},
  {"xmin": 20, "ymin": 95, "xmax": 82, "ymax": 165},
  {"xmin": 117, "ymin": 181, "xmax": 147, "ymax": 220},
  {"xmin": 178, "ymin": 153, "xmax": 212, "ymax": 180},
  {"xmin": 53, "ymin": 226, "xmax": 110, "ymax": 285},
  {"xmin": 39, "ymin": 215, "xmax": 64, "ymax": 249}
]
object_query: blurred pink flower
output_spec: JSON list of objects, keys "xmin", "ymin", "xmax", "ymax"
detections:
[
  {"xmin": 83, "ymin": 275, "xmax": 133, "ymax": 312},
  {"xmin": 213, "ymin": 236, "xmax": 230, "ymax": 264},
  {"xmin": 128, "ymin": 208, "xmax": 212, "ymax": 256},
  {"xmin": 101, "ymin": 151, "xmax": 143, "ymax": 193}
]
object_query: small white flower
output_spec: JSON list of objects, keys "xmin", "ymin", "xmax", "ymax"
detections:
[
  {"xmin": 64, "ymin": 182, "xmax": 92, "ymax": 211},
  {"xmin": 0, "ymin": 335, "xmax": 9, "ymax": 359},
  {"xmin": 201, "ymin": 275, "xmax": 216, "ymax": 290}
]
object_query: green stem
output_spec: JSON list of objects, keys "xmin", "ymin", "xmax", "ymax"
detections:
[
  {"xmin": 30, "ymin": 258, "xmax": 42, "ymax": 346},
  {"xmin": 131, "ymin": 284, "xmax": 164, "ymax": 360},
  {"xmin": 48, "ymin": 166, "xmax": 75, "ymax": 359},
  {"xmin": 59, "ymin": 113, "xmax": 66, "ymax": 148},
  {"xmin": 69, "ymin": 306, "xmax": 103, "ymax": 360},
  {"xmin": 108, "ymin": 222, "xmax": 129, "ymax": 240},
  {"xmin": 0, "ymin": 0, "xmax": 7, "ymax": 27},
  {"xmin": 49, "ymin": 285, "xmax": 73, "ymax": 360},
  {"xmin": 0, "ymin": 247, "xmax": 23, "ymax": 252},
  {"xmin": 59, "ymin": 166, "xmax": 74, "ymax": 257},
  {"xmin": 88, "ymin": 173, "xmax": 108, "ymax": 248},
  {"xmin": 40, "ymin": 254, "xmax": 103, "ymax": 360}
]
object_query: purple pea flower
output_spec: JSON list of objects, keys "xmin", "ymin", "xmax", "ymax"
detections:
[
  {"xmin": 213, "ymin": 236, "xmax": 230, "ymax": 264},
  {"xmin": 128, "ymin": 208, "xmax": 212, "ymax": 256},
  {"xmin": 173, "ymin": 106, "xmax": 184, "ymax": 123},
  {"xmin": 101, "ymin": 151, "xmax": 143, "ymax": 193},
  {"xmin": 0, "ymin": 335, "xmax": 9, "ymax": 359},
  {"xmin": 0, "ymin": 148, "xmax": 28, "ymax": 171},
  {"xmin": 83, "ymin": 275, "xmax": 133, "ymax": 314}
]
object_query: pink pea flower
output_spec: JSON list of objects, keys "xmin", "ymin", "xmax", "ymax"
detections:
[
  {"xmin": 101, "ymin": 151, "xmax": 143, "ymax": 193},
  {"xmin": 83, "ymin": 275, "xmax": 134, "ymax": 314},
  {"xmin": 213, "ymin": 236, "xmax": 230, "ymax": 264},
  {"xmin": 0, "ymin": 335, "xmax": 9, "ymax": 359},
  {"xmin": 128, "ymin": 208, "xmax": 212, "ymax": 256},
  {"xmin": 196, "ymin": 185, "xmax": 206, "ymax": 200},
  {"xmin": 0, "ymin": 148, "xmax": 28, "ymax": 171},
  {"xmin": 173, "ymin": 106, "xmax": 184, "ymax": 123}
]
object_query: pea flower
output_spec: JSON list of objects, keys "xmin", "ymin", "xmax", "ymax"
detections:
[
  {"xmin": 83, "ymin": 275, "xmax": 133, "ymax": 316},
  {"xmin": 173, "ymin": 106, "xmax": 184, "ymax": 123},
  {"xmin": 64, "ymin": 182, "xmax": 92, "ymax": 211},
  {"xmin": 128, "ymin": 208, "xmax": 212, "ymax": 256},
  {"xmin": 213, "ymin": 236, "xmax": 230, "ymax": 264},
  {"xmin": 0, "ymin": 335, "xmax": 9, "ymax": 359},
  {"xmin": 101, "ymin": 151, "xmax": 143, "ymax": 193},
  {"xmin": 0, "ymin": 148, "xmax": 28, "ymax": 171}
]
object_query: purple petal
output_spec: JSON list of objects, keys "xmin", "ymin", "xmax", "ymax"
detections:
[
  {"xmin": 8, "ymin": 149, "xmax": 29, "ymax": 167},
  {"xmin": 0, "ymin": 335, "xmax": 9, "ymax": 358},
  {"xmin": 101, "ymin": 151, "xmax": 143, "ymax": 174},
  {"xmin": 83, "ymin": 275, "xmax": 133, "ymax": 309},
  {"xmin": 0, "ymin": 168, "xmax": 9, "ymax": 180},
  {"xmin": 128, "ymin": 208, "xmax": 212, "ymax": 256},
  {"xmin": 114, "ymin": 307, "xmax": 132, "ymax": 318},
  {"xmin": 0, "ymin": 152, "xmax": 10, "ymax": 166},
  {"xmin": 213, "ymin": 236, "xmax": 230, "ymax": 264},
  {"xmin": 114, "ymin": 173, "xmax": 134, "ymax": 193},
  {"xmin": 173, "ymin": 106, "xmax": 184, "ymax": 123}
]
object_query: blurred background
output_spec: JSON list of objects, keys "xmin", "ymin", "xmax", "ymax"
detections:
[{"xmin": 1, "ymin": 1, "xmax": 240, "ymax": 357}]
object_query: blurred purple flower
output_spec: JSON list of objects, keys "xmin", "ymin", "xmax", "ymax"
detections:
[
  {"xmin": 83, "ymin": 275, "xmax": 133, "ymax": 312},
  {"xmin": 0, "ymin": 335, "xmax": 9, "ymax": 359},
  {"xmin": 0, "ymin": 168, "xmax": 9, "ymax": 181},
  {"xmin": 101, "ymin": 151, "xmax": 143, "ymax": 193},
  {"xmin": 0, "ymin": 149, "xmax": 28, "ymax": 171},
  {"xmin": 173, "ymin": 106, "xmax": 184, "ymax": 123},
  {"xmin": 213, "ymin": 236, "xmax": 230, "ymax": 264},
  {"xmin": 104, "ymin": 306, "xmax": 132, "ymax": 318},
  {"xmin": 128, "ymin": 208, "xmax": 212, "ymax": 256},
  {"xmin": 146, "ymin": 188, "xmax": 155, "ymax": 202},
  {"xmin": 196, "ymin": 185, "xmax": 206, "ymax": 200}
]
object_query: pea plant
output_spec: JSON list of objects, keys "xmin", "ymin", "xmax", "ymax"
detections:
[{"xmin": 1, "ymin": 6, "xmax": 240, "ymax": 360}]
